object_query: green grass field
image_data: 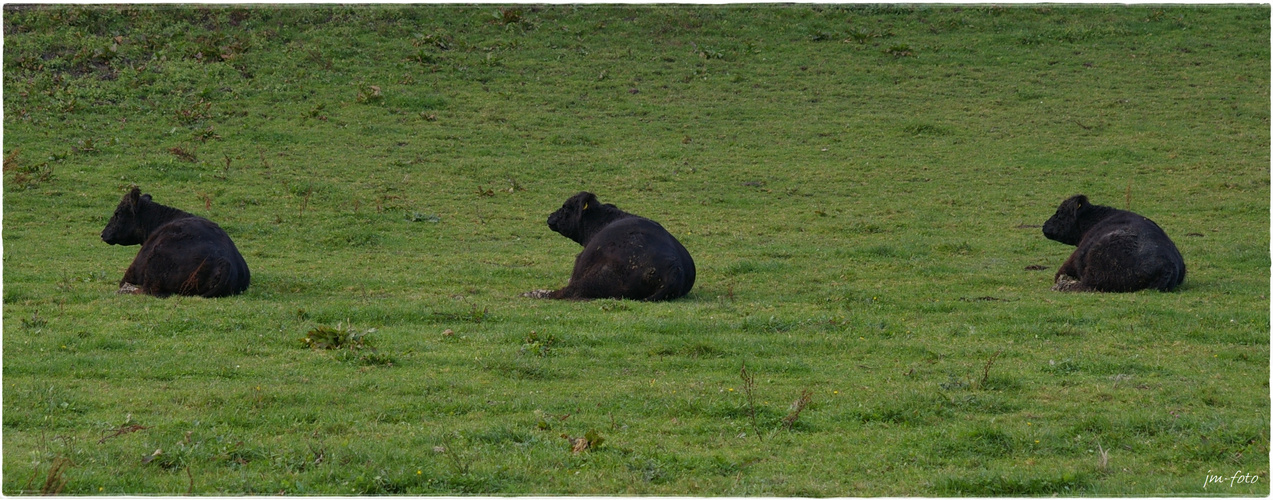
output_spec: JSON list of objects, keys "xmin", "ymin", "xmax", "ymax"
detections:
[{"xmin": 3, "ymin": 4, "xmax": 1269, "ymax": 495}]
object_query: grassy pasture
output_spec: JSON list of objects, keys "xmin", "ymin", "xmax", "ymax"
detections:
[{"xmin": 2, "ymin": 4, "xmax": 1269, "ymax": 495}]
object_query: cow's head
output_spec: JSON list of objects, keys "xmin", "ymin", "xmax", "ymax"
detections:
[
  {"xmin": 547, "ymin": 191, "xmax": 598, "ymax": 242},
  {"xmin": 1042, "ymin": 194, "xmax": 1089, "ymax": 245},
  {"xmin": 101, "ymin": 186, "xmax": 152, "ymax": 246}
]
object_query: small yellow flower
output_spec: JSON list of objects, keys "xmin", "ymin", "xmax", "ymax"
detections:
[
  {"xmin": 728, "ymin": 388, "xmax": 734, "ymax": 392},
  {"xmin": 417, "ymin": 470, "xmax": 422, "ymax": 475}
]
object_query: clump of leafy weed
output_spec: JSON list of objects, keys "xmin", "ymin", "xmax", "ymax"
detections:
[
  {"xmin": 302, "ymin": 321, "xmax": 392, "ymax": 366},
  {"xmin": 940, "ymin": 373, "xmax": 971, "ymax": 391},
  {"xmin": 519, "ymin": 330, "xmax": 556, "ymax": 357},
  {"xmin": 692, "ymin": 42, "xmax": 725, "ymax": 59},
  {"xmin": 354, "ymin": 82, "xmax": 383, "ymax": 104},
  {"xmin": 174, "ymin": 98, "xmax": 212, "ymax": 125},
  {"xmin": 491, "ymin": 7, "xmax": 525, "ymax": 26},
  {"xmin": 168, "ymin": 146, "xmax": 197, "ymax": 162},
  {"xmin": 846, "ymin": 26, "xmax": 880, "ymax": 43},
  {"xmin": 885, "ymin": 43, "xmax": 915, "ymax": 57},
  {"xmin": 193, "ymin": 126, "xmax": 221, "ymax": 143},
  {"xmin": 505, "ymin": 177, "xmax": 524, "ymax": 193},
  {"xmin": 563, "ymin": 429, "xmax": 605, "ymax": 454},
  {"xmin": 21, "ymin": 311, "xmax": 47, "ymax": 329},
  {"xmin": 306, "ymin": 103, "xmax": 327, "ymax": 120},
  {"xmin": 189, "ymin": 33, "xmax": 248, "ymax": 63},
  {"xmin": 10, "ymin": 162, "xmax": 54, "ymax": 189},
  {"xmin": 72, "ymin": 138, "xmax": 103, "ymax": 154},
  {"xmin": 301, "ymin": 321, "xmax": 375, "ymax": 350},
  {"xmin": 81, "ymin": 40, "xmax": 119, "ymax": 67},
  {"xmin": 413, "ymin": 31, "xmax": 454, "ymax": 51}
]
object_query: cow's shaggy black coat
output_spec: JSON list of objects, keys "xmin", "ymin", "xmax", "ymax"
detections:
[
  {"xmin": 101, "ymin": 187, "xmax": 250, "ymax": 297},
  {"xmin": 1042, "ymin": 194, "xmax": 1185, "ymax": 292},
  {"xmin": 534, "ymin": 192, "xmax": 695, "ymax": 301}
]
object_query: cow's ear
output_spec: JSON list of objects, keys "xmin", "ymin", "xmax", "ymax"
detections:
[
  {"xmin": 125, "ymin": 187, "xmax": 142, "ymax": 213},
  {"xmin": 1073, "ymin": 194, "xmax": 1089, "ymax": 212},
  {"xmin": 141, "ymin": 194, "xmax": 152, "ymax": 203}
]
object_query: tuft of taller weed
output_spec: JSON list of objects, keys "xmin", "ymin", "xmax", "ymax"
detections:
[
  {"xmin": 300, "ymin": 321, "xmax": 392, "ymax": 366},
  {"xmin": 781, "ymin": 390, "xmax": 813, "ymax": 431},
  {"xmin": 739, "ymin": 362, "xmax": 762, "ymax": 441},
  {"xmin": 435, "ymin": 431, "xmax": 476, "ymax": 476}
]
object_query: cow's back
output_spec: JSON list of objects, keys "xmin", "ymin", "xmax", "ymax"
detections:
[
  {"xmin": 1079, "ymin": 213, "xmax": 1185, "ymax": 292},
  {"xmin": 586, "ymin": 217, "xmax": 695, "ymax": 300},
  {"xmin": 132, "ymin": 217, "xmax": 250, "ymax": 297}
]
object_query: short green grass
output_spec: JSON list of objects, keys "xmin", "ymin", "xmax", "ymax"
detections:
[{"xmin": 3, "ymin": 5, "xmax": 1269, "ymax": 495}]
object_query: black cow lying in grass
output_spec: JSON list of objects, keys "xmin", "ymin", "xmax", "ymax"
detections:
[
  {"xmin": 526, "ymin": 192, "xmax": 695, "ymax": 301},
  {"xmin": 1042, "ymin": 194, "xmax": 1185, "ymax": 292},
  {"xmin": 101, "ymin": 187, "xmax": 250, "ymax": 297}
]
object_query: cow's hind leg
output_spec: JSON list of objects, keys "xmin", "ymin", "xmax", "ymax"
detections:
[
  {"xmin": 196, "ymin": 258, "xmax": 249, "ymax": 298},
  {"xmin": 1080, "ymin": 233, "xmax": 1144, "ymax": 292},
  {"xmin": 641, "ymin": 266, "xmax": 689, "ymax": 302},
  {"xmin": 1147, "ymin": 260, "xmax": 1183, "ymax": 292},
  {"xmin": 547, "ymin": 270, "xmax": 634, "ymax": 300}
]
